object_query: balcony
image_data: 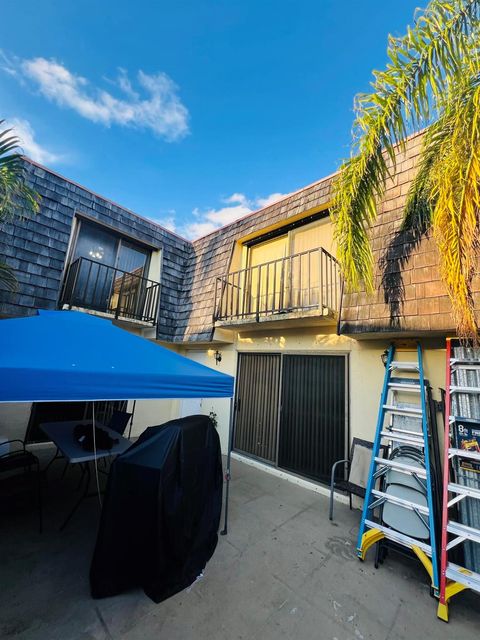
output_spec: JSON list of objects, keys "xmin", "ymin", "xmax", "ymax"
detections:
[
  {"xmin": 60, "ymin": 257, "xmax": 160, "ymax": 325},
  {"xmin": 214, "ymin": 247, "xmax": 342, "ymax": 328}
]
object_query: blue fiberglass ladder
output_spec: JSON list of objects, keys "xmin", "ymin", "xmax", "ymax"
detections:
[{"xmin": 356, "ymin": 343, "xmax": 440, "ymax": 596}]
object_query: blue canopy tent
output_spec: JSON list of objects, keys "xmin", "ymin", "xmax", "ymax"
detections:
[
  {"xmin": 0, "ymin": 310, "xmax": 233, "ymax": 402},
  {"xmin": 0, "ymin": 310, "xmax": 236, "ymax": 533}
]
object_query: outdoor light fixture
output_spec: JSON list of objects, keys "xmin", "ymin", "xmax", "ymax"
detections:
[
  {"xmin": 88, "ymin": 245, "xmax": 105, "ymax": 260},
  {"xmin": 380, "ymin": 349, "xmax": 389, "ymax": 368},
  {"xmin": 214, "ymin": 350, "xmax": 222, "ymax": 365}
]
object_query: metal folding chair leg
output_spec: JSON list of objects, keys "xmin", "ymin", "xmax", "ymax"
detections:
[
  {"xmin": 329, "ymin": 459, "xmax": 349, "ymax": 521},
  {"xmin": 36, "ymin": 459, "xmax": 43, "ymax": 533}
]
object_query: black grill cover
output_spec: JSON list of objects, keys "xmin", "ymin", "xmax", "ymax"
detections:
[{"xmin": 90, "ymin": 415, "xmax": 223, "ymax": 602}]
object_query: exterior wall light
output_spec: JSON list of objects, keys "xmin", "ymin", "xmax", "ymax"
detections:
[
  {"xmin": 381, "ymin": 349, "xmax": 389, "ymax": 368},
  {"xmin": 214, "ymin": 350, "xmax": 222, "ymax": 365}
]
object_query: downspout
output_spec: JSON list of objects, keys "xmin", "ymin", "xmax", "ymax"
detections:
[{"xmin": 336, "ymin": 277, "xmax": 345, "ymax": 336}]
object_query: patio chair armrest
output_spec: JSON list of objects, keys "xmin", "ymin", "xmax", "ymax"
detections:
[
  {"xmin": 329, "ymin": 459, "xmax": 350, "ymax": 521},
  {"xmin": 0, "ymin": 439, "xmax": 27, "ymax": 453},
  {"xmin": 330, "ymin": 458, "xmax": 350, "ymax": 485}
]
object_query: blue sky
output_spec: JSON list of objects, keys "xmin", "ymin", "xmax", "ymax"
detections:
[{"xmin": 1, "ymin": 1, "xmax": 421, "ymax": 239}]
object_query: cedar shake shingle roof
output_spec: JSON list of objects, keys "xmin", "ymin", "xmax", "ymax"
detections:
[
  {"xmin": 339, "ymin": 132, "xmax": 480, "ymax": 336},
  {"xmin": 175, "ymin": 175, "xmax": 334, "ymax": 342},
  {"xmin": 176, "ymin": 130, "xmax": 479, "ymax": 342}
]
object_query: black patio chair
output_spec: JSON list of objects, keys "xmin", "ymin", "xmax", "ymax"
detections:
[
  {"xmin": 329, "ymin": 438, "xmax": 387, "ymax": 522},
  {"xmin": 0, "ymin": 439, "xmax": 42, "ymax": 532},
  {"xmin": 107, "ymin": 410, "xmax": 132, "ymax": 437}
]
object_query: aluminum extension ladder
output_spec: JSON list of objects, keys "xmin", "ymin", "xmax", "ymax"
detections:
[
  {"xmin": 437, "ymin": 338, "xmax": 480, "ymax": 621},
  {"xmin": 356, "ymin": 343, "xmax": 440, "ymax": 595}
]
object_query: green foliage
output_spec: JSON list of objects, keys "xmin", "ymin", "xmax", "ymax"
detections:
[
  {"xmin": 0, "ymin": 121, "xmax": 40, "ymax": 290},
  {"xmin": 333, "ymin": 0, "xmax": 480, "ymax": 339}
]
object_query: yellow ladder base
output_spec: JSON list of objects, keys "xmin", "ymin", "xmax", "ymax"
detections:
[
  {"xmin": 436, "ymin": 580, "xmax": 469, "ymax": 622},
  {"xmin": 357, "ymin": 527, "xmax": 385, "ymax": 560},
  {"xmin": 358, "ymin": 529, "xmax": 436, "ymax": 593}
]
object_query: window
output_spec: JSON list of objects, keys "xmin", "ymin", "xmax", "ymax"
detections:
[
  {"xmin": 61, "ymin": 218, "xmax": 160, "ymax": 324},
  {"xmin": 243, "ymin": 215, "xmax": 337, "ymax": 312},
  {"xmin": 73, "ymin": 220, "xmax": 150, "ymax": 276}
]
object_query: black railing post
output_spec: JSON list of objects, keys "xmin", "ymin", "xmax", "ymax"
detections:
[
  {"xmin": 69, "ymin": 259, "xmax": 81, "ymax": 309},
  {"xmin": 213, "ymin": 278, "xmax": 219, "ymax": 322},
  {"xmin": 115, "ymin": 272, "xmax": 126, "ymax": 319}
]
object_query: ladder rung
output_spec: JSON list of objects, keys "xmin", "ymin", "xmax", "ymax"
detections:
[
  {"xmin": 451, "ymin": 364, "xmax": 480, "ymax": 372},
  {"xmin": 446, "ymin": 563, "xmax": 480, "ymax": 593},
  {"xmin": 390, "ymin": 361, "xmax": 419, "ymax": 372},
  {"xmin": 450, "ymin": 386, "xmax": 480, "ymax": 394},
  {"xmin": 451, "ymin": 358, "xmax": 480, "ymax": 367},
  {"xmin": 447, "ymin": 521, "xmax": 480, "ymax": 545},
  {"xmin": 448, "ymin": 483, "xmax": 480, "ymax": 501},
  {"xmin": 364, "ymin": 519, "xmax": 432, "ymax": 555},
  {"xmin": 380, "ymin": 431, "xmax": 424, "ymax": 447},
  {"xmin": 371, "ymin": 489, "xmax": 429, "ymax": 515},
  {"xmin": 449, "ymin": 448, "xmax": 480, "ymax": 462},
  {"xmin": 388, "ymin": 382, "xmax": 421, "ymax": 393},
  {"xmin": 383, "ymin": 404, "xmax": 423, "ymax": 416},
  {"xmin": 374, "ymin": 457, "xmax": 427, "ymax": 478},
  {"xmin": 385, "ymin": 424, "xmax": 423, "ymax": 437}
]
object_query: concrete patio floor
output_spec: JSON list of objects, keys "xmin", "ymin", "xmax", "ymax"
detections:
[{"xmin": 1, "ymin": 451, "xmax": 478, "ymax": 640}]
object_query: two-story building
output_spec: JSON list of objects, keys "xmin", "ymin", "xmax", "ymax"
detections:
[{"xmin": 1, "ymin": 131, "xmax": 479, "ymax": 491}]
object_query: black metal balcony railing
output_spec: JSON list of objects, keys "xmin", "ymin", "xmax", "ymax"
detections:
[
  {"xmin": 60, "ymin": 257, "xmax": 160, "ymax": 325},
  {"xmin": 214, "ymin": 247, "xmax": 341, "ymax": 323}
]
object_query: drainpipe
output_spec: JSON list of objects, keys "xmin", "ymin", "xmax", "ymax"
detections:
[{"xmin": 336, "ymin": 277, "xmax": 345, "ymax": 336}]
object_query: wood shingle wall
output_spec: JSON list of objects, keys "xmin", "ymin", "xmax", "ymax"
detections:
[
  {"xmin": 176, "ymin": 177, "xmax": 333, "ymax": 342},
  {"xmin": 339, "ymin": 132, "xmax": 480, "ymax": 336},
  {"xmin": 0, "ymin": 161, "xmax": 192, "ymax": 342},
  {"xmin": 2, "ymin": 137, "xmax": 478, "ymax": 344}
]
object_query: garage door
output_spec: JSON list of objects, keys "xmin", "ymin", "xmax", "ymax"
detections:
[{"xmin": 234, "ymin": 353, "xmax": 347, "ymax": 484}]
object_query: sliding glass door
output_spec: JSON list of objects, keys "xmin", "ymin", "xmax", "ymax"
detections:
[{"xmin": 70, "ymin": 220, "xmax": 149, "ymax": 314}]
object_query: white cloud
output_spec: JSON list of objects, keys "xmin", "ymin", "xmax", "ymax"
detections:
[
  {"xmin": 3, "ymin": 54, "xmax": 189, "ymax": 141},
  {"xmin": 9, "ymin": 117, "xmax": 62, "ymax": 164},
  {"xmin": 157, "ymin": 215, "xmax": 177, "ymax": 233},
  {"xmin": 179, "ymin": 191, "xmax": 290, "ymax": 239},
  {"xmin": 256, "ymin": 192, "xmax": 287, "ymax": 208}
]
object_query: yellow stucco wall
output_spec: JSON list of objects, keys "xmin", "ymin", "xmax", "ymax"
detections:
[
  {"xmin": 0, "ymin": 323, "xmax": 447, "ymax": 472},
  {"xmin": 179, "ymin": 326, "xmax": 447, "ymax": 457}
]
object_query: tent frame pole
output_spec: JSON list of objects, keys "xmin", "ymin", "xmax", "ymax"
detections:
[
  {"xmin": 128, "ymin": 400, "xmax": 137, "ymax": 439},
  {"xmin": 220, "ymin": 396, "xmax": 235, "ymax": 536}
]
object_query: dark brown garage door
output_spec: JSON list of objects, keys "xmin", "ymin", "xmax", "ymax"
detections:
[
  {"xmin": 278, "ymin": 354, "xmax": 346, "ymax": 483},
  {"xmin": 233, "ymin": 353, "xmax": 281, "ymax": 463},
  {"xmin": 234, "ymin": 352, "xmax": 347, "ymax": 484}
]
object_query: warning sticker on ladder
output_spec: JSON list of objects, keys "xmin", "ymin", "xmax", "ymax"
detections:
[{"xmin": 454, "ymin": 418, "xmax": 480, "ymax": 473}]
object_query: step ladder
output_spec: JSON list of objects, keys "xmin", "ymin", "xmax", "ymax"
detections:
[
  {"xmin": 357, "ymin": 343, "xmax": 440, "ymax": 595},
  {"xmin": 438, "ymin": 338, "xmax": 480, "ymax": 622}
]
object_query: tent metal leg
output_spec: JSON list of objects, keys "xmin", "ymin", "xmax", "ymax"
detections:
[
  {"xmin": 221, "ymin": 397, "xmax": 235, "ymax": 536},
  {"xmin": 128, "ymin": 400, "xmax": 136, "ymax": 440}
]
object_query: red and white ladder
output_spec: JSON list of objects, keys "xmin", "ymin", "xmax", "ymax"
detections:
[{"xmin": 438, "ymin": 337, "xmax": 480, "ymax": 621}]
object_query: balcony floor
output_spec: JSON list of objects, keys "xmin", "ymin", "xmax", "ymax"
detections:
[
  {"xmin": 215, "ymin": 306, "xmax": 337, "ymax": 331},
  {"xmin": 1, "ymin": 450, "xmax": 478, "ymax": 639}
]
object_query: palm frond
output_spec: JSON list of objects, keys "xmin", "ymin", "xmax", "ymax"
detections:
[
  {"xmin": 0, "ymin": 119, "xmax": 40, "ymax": 223},
  {"xmin": 0, "ymin": 119, "xmax": 41, "ymax": 291},
  {"xmin": 333, "ymin": 0, "xmax": 480, "ymax": 292},
  {"xmin": 428, "ymin": 72, "xmax": 480, "ymax": 340}
]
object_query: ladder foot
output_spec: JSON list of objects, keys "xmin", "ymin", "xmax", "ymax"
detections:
[
  {"xmin": 358, "ymin": 528, "xmax": 384, "ymax": 560},
  {"xmin": 437, "ymin": 601, "xmax": 449, "ymax": 622},
  {"xmin": 411, "ymin": 545, "xmax": 438, "ymax": 596}
]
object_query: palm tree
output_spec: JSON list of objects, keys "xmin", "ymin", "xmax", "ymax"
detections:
[
  {"xmin": 0, "ymin": 120, "xmax": 40, "ymax": 290},
  {"xmin": 333, "ymin": 0, "xmax": 480, "ymax": 340}
]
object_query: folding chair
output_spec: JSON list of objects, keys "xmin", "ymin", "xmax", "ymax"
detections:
[
  {"xmin": 329, "ymin": 438, "xmax": 386, "ymax": 521},
  {"xmin": 0, "ymin": 439, "xmax": 42, "ymax": 532}
]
